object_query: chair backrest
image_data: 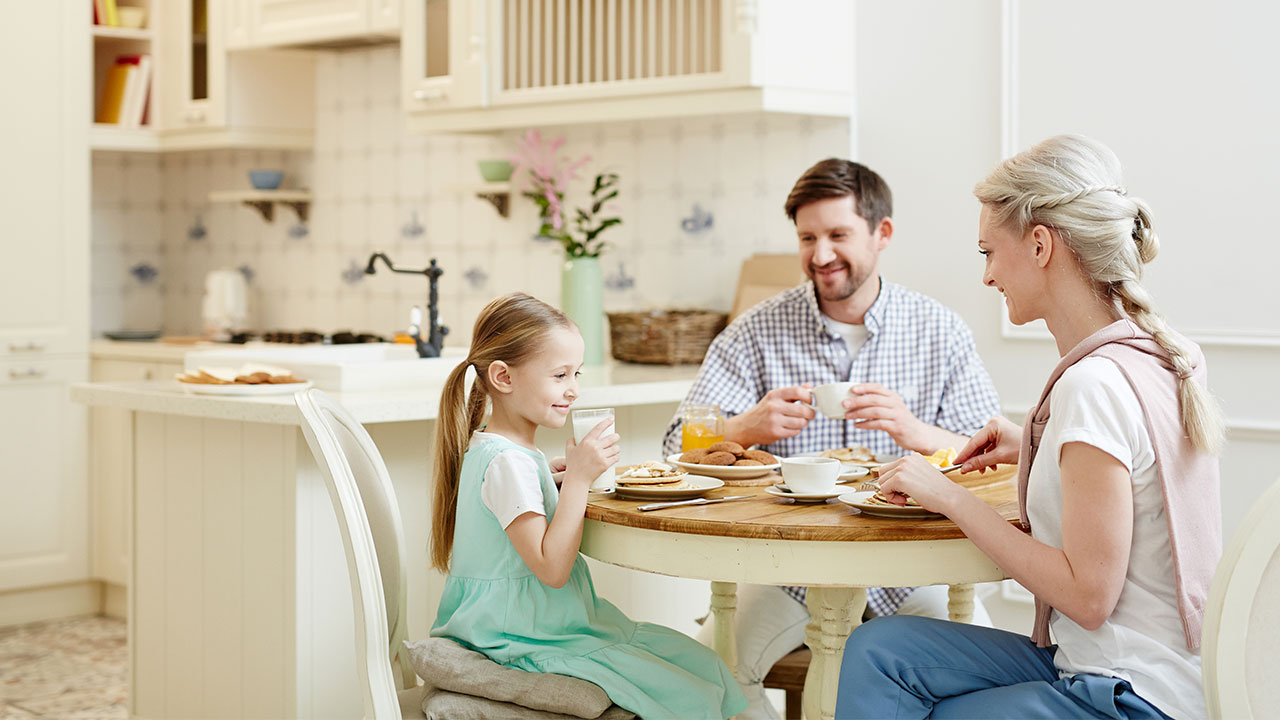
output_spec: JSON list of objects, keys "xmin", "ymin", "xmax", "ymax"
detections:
[
  {"xmin": 296, "ymin": 389, "xmax": 414, "ymax": 719},
  {"xmin": 1202, "ymin": 476, "xmax": 1280, "ymax": 720}
]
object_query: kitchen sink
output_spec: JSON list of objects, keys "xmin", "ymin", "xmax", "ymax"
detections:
[{"xmin": 183, "ymin": 343, "xmax": 467, "ymax": 392}]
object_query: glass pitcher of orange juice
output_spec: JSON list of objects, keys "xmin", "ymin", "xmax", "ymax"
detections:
[{"xmin": 681, "ymin": 402, "xmax": 725, "ymax": 451}]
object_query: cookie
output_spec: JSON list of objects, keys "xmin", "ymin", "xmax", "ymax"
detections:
[
  {"xmin": 679, "ymin": 448, "xmax": 711, "ymax": 463},
  {"xmin": 707, "ymin": 441, "xmax": 746, "ymax": 457},
  {"xmin": 732, "ymin": 459, "xmax": 763, "ymax": 466},
  {"xmin": 701, "ymin": 451, "xmax": 738, "ymax": 466},
  {"xmin": 743, "ymin": 449, "xmax": 777, "ymax": 465}
]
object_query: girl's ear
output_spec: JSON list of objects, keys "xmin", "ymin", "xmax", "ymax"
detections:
[{"xmin": 488, "ymin": 360, "xmax": 514, "ymax": 394}]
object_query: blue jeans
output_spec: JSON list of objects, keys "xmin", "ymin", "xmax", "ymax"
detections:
[{"xmin": 835, "ymin": 616, "xmax": 1173, "ymax": 719}]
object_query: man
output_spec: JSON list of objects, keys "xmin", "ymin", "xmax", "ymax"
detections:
[{"xmin": 662, "ymin": 158, "xmax": 1000, "ymax": 720}]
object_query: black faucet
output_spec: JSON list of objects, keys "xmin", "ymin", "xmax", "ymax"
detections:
[{"xmin": 364, "ymin": 252, "xmax": 449, "ymax": 358}]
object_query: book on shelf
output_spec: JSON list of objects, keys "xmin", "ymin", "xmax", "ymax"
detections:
[
  {"xmin": 93, "ymin": 0, "xmax": 120, "ymax": 27},
  {"xmin": 95, "ymin": 54, "xmax": 151, "ymax": 127}
]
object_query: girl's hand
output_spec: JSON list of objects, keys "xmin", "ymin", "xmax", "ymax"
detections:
[
  {"xmin": 956, "ymin": 416, "xmax": 1023, "ymax": 473},
  {"xmin": 564, "ymin": 418, "xmax": 620, "ymax": 487},
  {"xmin": 549, "ymin": 456, "xmax": 567, "ymax": 487},
  {"xmin": 876, "ymin": 454, "xmax": 966, "ymax": 515}
]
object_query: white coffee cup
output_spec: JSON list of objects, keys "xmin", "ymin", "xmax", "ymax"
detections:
[
  {"xmin": 571, "ymin": 407, "xmax": 617, "ymax": 491},
  {"xmin": 803, "ymin": 382, "xmax": 854, "ymax": 419},
  {"xmin": 781, "ymin": 456, "xmax": 842, "ymax": 493}
]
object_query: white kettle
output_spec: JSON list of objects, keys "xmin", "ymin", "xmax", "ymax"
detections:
[{"xmin": 201, "ymin": 269, "xmax": 248, "ymax": 341}]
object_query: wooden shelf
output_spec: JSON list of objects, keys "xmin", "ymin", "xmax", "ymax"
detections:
[
  {"xmin": 90, "ymin": 124, "xmax": 161, "ymax": 152},
  {"xmin": 209, "ymin": 190, "xmax": 312, "ymax": 223},
  {"xmin": 92, "ymin": 26, "xmax": 153, "ymax": 41},
  {"xmin": 455, "ymin": 182, "xmax": 512, "ymax": 217}
]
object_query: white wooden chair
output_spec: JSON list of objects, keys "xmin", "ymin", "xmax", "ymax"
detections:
[
  {"xmin": 1201, "ymin": 476, "xmax": 1280, "ymax": 720},
  {"xmin": 295, "ymin": 389, "xmax": 422, "ymax": 719}
]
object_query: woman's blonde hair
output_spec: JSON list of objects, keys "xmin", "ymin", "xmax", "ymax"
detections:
[
  {"xmin": 430, "ymin": 292, "xmax": 575, "ymax": 571},
  {"xmin": 974, "ymin": 134, "xmax": 1224, "ymax": 454}
]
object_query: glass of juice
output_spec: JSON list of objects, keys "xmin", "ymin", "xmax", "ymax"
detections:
[
  {"xmin": 681, "ymin": 402, "xmax": 725, "ymax": 451},
  {"xmin": 571, "ymin": 407, "xmax": 617, "ymax": 491}
]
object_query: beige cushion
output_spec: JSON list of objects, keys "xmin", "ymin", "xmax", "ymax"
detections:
[
  {"xmin": 398, "ymin": 686, "xmax": 426, "ymax": 719},
  {"xmin": 405, "ymin": 638, "xmax": 632, "ymax": 720},
  {"xmin": 421, "ymin": 686, "xmax": 636, "ymax": 720}
]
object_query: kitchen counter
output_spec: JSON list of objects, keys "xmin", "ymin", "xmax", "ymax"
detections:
[
  {"xmin": 71, "ymin": 359, "xmax": 700, "ymax": 425},
  {"xmin": 90, "ymin": 338, "xmax": 218, "ymax": 362}
]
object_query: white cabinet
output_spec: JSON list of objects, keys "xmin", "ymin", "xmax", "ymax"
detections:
[
  {"xmin": 0, "ymin": 0, "xmax": 91, "ymax": 599},
  {"xmin": 403, "ymin": 0, "xmax": 854, "ymax": 133},
  {"xmin": 157, "ymin": 0, "xmax": 318, "ymax": 150},
  {"xmin": 230, "ymin": 0, "xmax": 401, "ymax": 49},
  {"xmin": 0, "ymin": 357, "xmax": 90, "ymax": 592}
]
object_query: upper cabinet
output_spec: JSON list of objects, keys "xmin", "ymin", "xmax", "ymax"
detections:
[
  {"xmin": 227, "ymin": 0, "xmax": 402, "ymax": 49},
  {"xmin": 402, "ymin": 0, "xmax": 854, "ymax": 133}
]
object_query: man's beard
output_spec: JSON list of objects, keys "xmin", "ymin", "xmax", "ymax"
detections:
[{"xmin": 809, "ymin": 261, "xmax": 870, "ymax": 303}]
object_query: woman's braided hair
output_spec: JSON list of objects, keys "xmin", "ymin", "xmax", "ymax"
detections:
[{"xmin": 975, "ymin": 135, "xmax": 1223, "ymax": 454}]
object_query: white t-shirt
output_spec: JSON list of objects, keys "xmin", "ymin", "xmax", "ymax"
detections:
[
  {"xmin": 821, "ymin": 314, "xmax": 869, "ymax": 358},
  {"xmin": 1026, "ymin": 357, "xmax": 1204, "ymax": 719},
  {"xmin": 473, "ymin": 431, "xmax": 547, "ymax": 529}
]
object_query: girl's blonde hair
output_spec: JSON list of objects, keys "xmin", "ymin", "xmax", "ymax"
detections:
[
  {"xmin": 974, "ymin": 134, "xmax": 1224, "ymax": 454},
  {"xmin": 430, "ymin": 292, "xmax": 575, "ymax": 571}
]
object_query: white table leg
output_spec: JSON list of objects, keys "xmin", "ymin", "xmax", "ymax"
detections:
[
  {"xmin": 947, "ymin": 583, "xmax": 975, "ymax": 623},
  {"xmin": 803, "ymin": 587, "xmax": 865, "ymax": 720},
  {"xmin": 710, "ymin": 581, "xmax": 739, "ymax": 676}
]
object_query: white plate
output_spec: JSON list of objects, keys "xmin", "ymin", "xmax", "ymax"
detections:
[
  {"xmin": 666, "ymin": 453, "xmax": 780, "ymax": 480},
  {"xmin": 765, "ymin": 484, "xmax": 844, "ymax": 503},
  {"xmin": 796, "ymin": 449, "xmax": 901, "ymax": 469},
  {"xmin": 586, "ymin": 488, "xmax": 616, "ymax": 500},
  {"xmin": 614, "ymin": 475, "xmax": 724, "ymax": 500},
  {"xmin": 838, "ymin": 490, "xmax": 943, "ymax": 519},
  {"xmin": 179, "ymin": 380, "xmax": 313, "ymax": 396}
]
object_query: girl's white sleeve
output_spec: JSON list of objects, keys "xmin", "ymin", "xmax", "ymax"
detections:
[{"xmin": 480, "ymin": 450, "xmax": 546, "ymax": 529}]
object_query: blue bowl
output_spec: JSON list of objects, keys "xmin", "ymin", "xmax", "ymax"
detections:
[{"xmin": 249, "ymin": 169, "xmax": 284, "ymax": 190}]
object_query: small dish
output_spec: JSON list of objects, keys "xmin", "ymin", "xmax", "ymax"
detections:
[
  {"xmin": 614, "ymin": 475, "xmax": 724, "ymax": 501},
  {"xmin": 666, "ymin": 453, "xmax": 780, "ymax": 480},
  {"xmin": 116, "ymin": 5, "xmax": 148, "ymax": 28},
  {"xmin": 765, "ymin": 484, "xmax": 844, "ymax": 503},
  {"xmin": 104, "ymin": 329, "xmax": 162, "ymax": 341},
  {"xmin": 249, "ymin": 169, "xmax": 284, "ymax": 190},
  {"xmin": 477, "ymin": 159, "xmax": 514, "ymax": 182},
  {"xmin": 838, "ymin": 491, "xmax": 943, "ymax": 519}
]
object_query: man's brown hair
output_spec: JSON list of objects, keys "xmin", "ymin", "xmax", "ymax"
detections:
[{"xmin": 784, "ymin": 158, "xmax": 893, "ymax": 232}]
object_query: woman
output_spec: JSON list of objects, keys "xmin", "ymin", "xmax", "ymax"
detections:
[{"xmin": 835, "ymin": 135, "xmax": 1223, "ymax": 719}]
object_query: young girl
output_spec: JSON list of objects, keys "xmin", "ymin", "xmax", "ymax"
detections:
[
  {"xmin": 836, "ymin": 136, "xmax": 1223, "ymax": 719},
  {"xmin": 429, "ymin": 292, "xmax": 746, "ymax": 720}
]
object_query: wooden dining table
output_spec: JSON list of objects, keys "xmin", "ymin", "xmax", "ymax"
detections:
[{"xmin": 581, "ymin": 464, "xmax": 1022, "ymax": 720}]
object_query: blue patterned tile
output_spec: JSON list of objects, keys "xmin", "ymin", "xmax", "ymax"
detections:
[
  {"xmin": 341, "ymin": 260, "xmax": 365, "ymax": 286},
  {"xmin": 187, "ymin": 215, "xmax": 207, "ymax": 242},
  {"xmin": 129, "ymin": 263, "xmax": 158, "ymax": 285},
  {"xmin": 288, "ymin": 223, "xmax": 309, "ymax": 239},
  {"xmin": 237, "ymin": 265, "xmax": 255, "ymax": 284},
  {"xmin": 680, "ymin": 203, "xmax": 714, "ymax": 235},
  {"xmin": 605, "ymin": 262, "xmax": 635, "ymax": 292},
  {"xmin": 463, "ymin": 266, "xmax": 488, "ymax": 290},
  {"xmin": 400, "ymin": 210, "xmax": 424, "ymax": 239}
]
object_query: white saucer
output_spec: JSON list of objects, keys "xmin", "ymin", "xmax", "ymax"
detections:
[{"xmin": 765, "ymin": 484, "xmax": 844, "ymax": 503}]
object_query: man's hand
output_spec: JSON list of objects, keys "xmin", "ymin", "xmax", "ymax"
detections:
[
  {"xmin": 725, "ymin": 384, "xmax": 815, "ymax": 448},
  {"xmin": 841, "ymin": 383, "xmax": 936, "ymax": 451}
]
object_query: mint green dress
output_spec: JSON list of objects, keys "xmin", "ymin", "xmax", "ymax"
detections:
[{"xmin": 431, "ymin": 434, "xmax": 747, "ymax": 720}]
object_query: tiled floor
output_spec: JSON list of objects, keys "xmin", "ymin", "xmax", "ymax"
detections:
[{"xmin": 0, "ymin": 616, "xmax": 126, "ymax": 719}]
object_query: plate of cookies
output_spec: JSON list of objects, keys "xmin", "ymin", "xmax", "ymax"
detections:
[
  {"xmin": 614, "ymin": 462, "xmax": 723, "ymax": 500},
  {"xmin": 176, "ymin": 365, "xmax": 311, "ymax": 396},
  {"xmin": 667, "ymin": 441, "xmax": 781, "ymax": 480}
]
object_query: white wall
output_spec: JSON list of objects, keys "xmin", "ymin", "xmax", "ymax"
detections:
[{"xmin": 857, "ymin": 0, "xmax": 1280, "ymax": 621}]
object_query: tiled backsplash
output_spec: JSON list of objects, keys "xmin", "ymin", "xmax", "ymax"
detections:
[{"xmin": 91, "ymin": 46, "xmax": 850, "ymax": 346}]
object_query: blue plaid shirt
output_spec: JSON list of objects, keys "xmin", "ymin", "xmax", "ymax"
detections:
[{"xmin": 662, "ymin": 279, "xmax": 1000, "ymax": 616}]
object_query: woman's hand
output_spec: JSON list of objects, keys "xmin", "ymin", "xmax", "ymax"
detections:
[
  {"xmin": 876, "ymin": 454, "xmax": 967, "ymax": 515},
  {"xmin": 956, "ymin": 416, "xmax": 1023, "ymax": 472},
  {"xmin": 563, "ymin": 418, "xmax": 619, "ymax": 487}
]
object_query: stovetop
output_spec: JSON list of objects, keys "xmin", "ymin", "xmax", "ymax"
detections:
[{"xmin": 226, "ymin": 329, "xmax": 387, "ymax": 345}]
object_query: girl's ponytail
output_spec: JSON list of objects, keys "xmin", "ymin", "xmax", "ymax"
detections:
[{"xmin": 430, "ymin": 360, "xmax": 487, "ymax": 571}]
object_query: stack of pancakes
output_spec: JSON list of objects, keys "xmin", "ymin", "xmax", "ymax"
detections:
[{"xmin": 617, "ymin": 462, "xmax": 691, "ymax": 490}]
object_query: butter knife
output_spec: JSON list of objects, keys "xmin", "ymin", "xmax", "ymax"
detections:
[{"xmin": 637, "ymin": 495, "xmax": 752, "ymax": 512}]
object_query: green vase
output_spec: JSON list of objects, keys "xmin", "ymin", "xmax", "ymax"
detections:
[{"xmin": 561, "ymin": 255, "xmax": 605, "ymax": 365}]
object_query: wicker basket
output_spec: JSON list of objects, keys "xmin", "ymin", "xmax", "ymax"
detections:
[{"xmin": 607, "ymin": 310, "xmax": 728, "ymax": 365}]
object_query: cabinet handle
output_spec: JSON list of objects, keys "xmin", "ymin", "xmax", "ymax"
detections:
[
  {"xmin": 185, "ymin": 109, "xmax": 206, "ymax": 123},
  {"xmin": 413, "ymin": 88, "xmax": 447, "ymax": 102},
  {"xmin": 143, "ymin": 368, "xmax": 154, "ymax": 380},
  {"xmin": 9, "ymin": 368, "xmax": 45, "ymax": 380},
  {"xmin": 8, "ymin": 341, "xmax": 45, "ymax": 353}
]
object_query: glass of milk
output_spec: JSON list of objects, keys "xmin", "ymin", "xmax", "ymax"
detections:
[{"xmin": 571, "ymin": 407, "xmax": 617, "ymax": 491}]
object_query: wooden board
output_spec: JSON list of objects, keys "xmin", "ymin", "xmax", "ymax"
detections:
[{"xmin": 587, "ymin": 465, "xmax": 1022, "ymax": 543}]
